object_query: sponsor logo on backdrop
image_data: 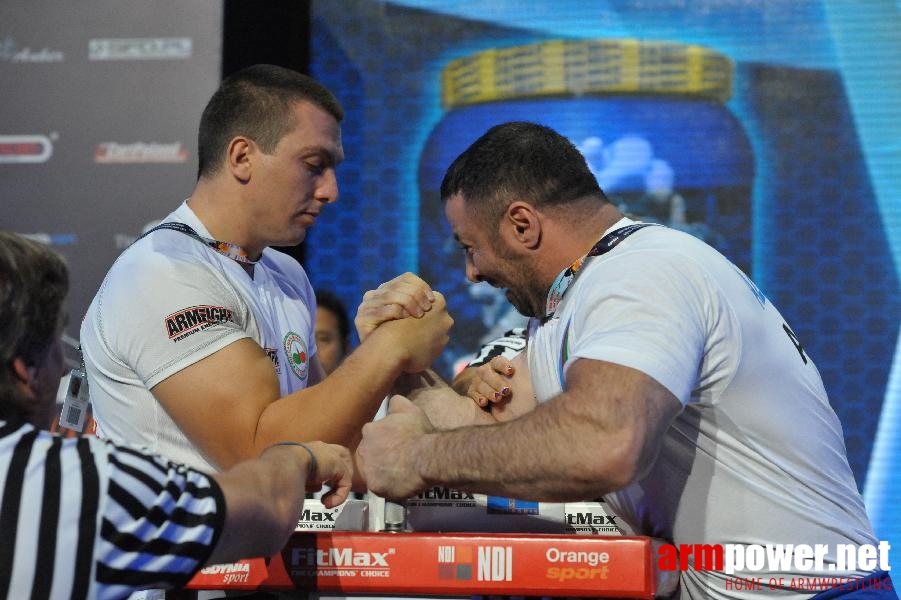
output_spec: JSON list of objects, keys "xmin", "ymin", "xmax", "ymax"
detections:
[
  {"xmin": 0, "ymin": 36, "xmax": 64, "ymax": 63},
  {"xmin": 19, "ymin": 232, "xmax": 77, "ymax": 246},
  {"xmin": 165, "ymin": 305, "xmax": 235, "ymax": 342},
  {"xmin": 95, "ymin": 141, "xmax": 188, "ymax": 164},
  {"xmin": 88, "ymin": 37, "xmax": 192, "ymax": 61},
  {"xmin": 0, "ymin": 134, "xmax": 55, "ymax": 163}
]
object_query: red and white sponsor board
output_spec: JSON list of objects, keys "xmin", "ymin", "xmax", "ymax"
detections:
[{"xmin": 187, "ymin": 532, "xmax": 657, "ymax": 598}]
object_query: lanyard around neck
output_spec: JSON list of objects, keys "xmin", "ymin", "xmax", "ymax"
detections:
[
  {"xmin": 141, "ymin": 222, "xmax": 258, "ymax": 265},
  {"xmin": 544, "ymin": 223, "xmax": 658, "ymax": 319}
]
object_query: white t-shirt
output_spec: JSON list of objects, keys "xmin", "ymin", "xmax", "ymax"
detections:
[
  {"xmin": 528, "ymin": 219, "xmax": 878, "ymax": 598},
  {"xmin": 81, "ymin": 202, "xmax": 317, "ymax": 472}
]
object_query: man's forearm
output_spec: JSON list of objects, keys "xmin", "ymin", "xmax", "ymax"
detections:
[
  {"xmin": 411, "ymin": 395, "xmax": 625, "ymax": 502},
  {"xmin": 256, "ymin": 335, "xmax": 405, "ymax": 453},
  {"xmin": 395, "ymin": 370, "xmax": 495, "ymax": 429},
  {"xmin": 209, "ymin": 446, "xmax": 309, "ymax": 564}
]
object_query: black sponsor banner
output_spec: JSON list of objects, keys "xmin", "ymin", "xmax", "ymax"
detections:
[{"xmin": 1, "ymin": 0, "xmax": 222, "ymax": 356}]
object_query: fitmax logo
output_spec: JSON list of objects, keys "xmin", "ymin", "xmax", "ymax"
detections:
[
  {"xmin": 292, "ymin": 547, "xmax": 394, "ymax": 568},
  {"xmin": 418, "ymin": 487, "xmax": 475, "ymax": 500},
  {"xmin": 298, "ymin": 508, "xmax": 335, "ymax": 522},
  {"xmin": 567, "ymin": 512, "xmax": 618, "ymax": 527}
]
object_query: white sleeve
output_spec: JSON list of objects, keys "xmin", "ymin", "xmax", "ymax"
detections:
[
  {"xmin": 566, "ymin": 252, "xmax": 712, "ymax": 404},
  {"xmin": 95, "ymin": 248, "xmax": 252, "ymax": 389}
]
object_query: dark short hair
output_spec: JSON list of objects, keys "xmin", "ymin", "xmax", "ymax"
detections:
[
  {"xmin": 315, "ymin": 289, "xmax": 350, "ymax": 343},
  {"xmin": 440, "ymin": 121, "xmax": 608, "ymax": 226},
  {"xmin": 197, "ymin": 64, "xmax": 344, "ymax": 178},
  {"xmin": 0, "ymin": 231, "xmax": 69, "ymax": 420}
]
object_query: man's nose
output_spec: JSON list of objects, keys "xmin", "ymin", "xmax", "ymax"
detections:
[
  {"xmin": 465, "ymin": 255, "xmax": 480, "ymax": 283},
  {"xmin": 317, "ymin": 169, "xmax": 339, "ymax": 204}
]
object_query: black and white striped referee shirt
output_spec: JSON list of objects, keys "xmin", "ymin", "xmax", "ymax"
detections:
[
  {"xmin": 467, "ymin": 327, "xmax": 528, "ymax": 367},
  {"xmin": 0, "ymin": 419, "xmax": 225, "ymax": 599}
]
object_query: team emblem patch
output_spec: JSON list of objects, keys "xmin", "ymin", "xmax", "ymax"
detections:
[{"xmin": 283, "ymin": 331, "xmax": 308, "ymax": 380}]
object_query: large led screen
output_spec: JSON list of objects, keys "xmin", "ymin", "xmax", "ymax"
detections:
[{"xmin": 306, "ymin": 0, "xmax": 900, "ymax": 565}]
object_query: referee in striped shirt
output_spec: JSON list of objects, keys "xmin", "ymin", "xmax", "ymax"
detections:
[{"xmin": 0, "ymin": 231, "xmax": 354, "ymax": 599}]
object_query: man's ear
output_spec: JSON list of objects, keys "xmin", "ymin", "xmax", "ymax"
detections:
[
  {"xmin": 11, "ymin": 357, "xmax": 36, "ymax": 398},
  {"xmin": 225, "ymin": 137, "xmax": 254, "ymax": 183},
  {"xmin": 505, "ymin": 201, "xmax": 542, "ymax": 249}
]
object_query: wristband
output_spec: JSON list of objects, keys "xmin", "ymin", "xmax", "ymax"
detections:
[{"xmin": 268, "ymin": 441, "xmax": 318, "ymax": 479}]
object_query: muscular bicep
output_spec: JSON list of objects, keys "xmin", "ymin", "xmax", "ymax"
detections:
[
  {"xmin": 389, "ymin": 357, "xmax": 684, "ymax": 501},
  {"xmin": 151, "ymin": 337, "xmax": 281, "ymax": 469},
  {"xmin": 561, "ymin": 358, "xmax": 682, "ymax": 488}
]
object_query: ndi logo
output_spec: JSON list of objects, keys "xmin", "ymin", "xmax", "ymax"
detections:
[
  {"xmin": 478, "ymin": 546, "xmax": 513, "ymax": 582},
  {"xmin": 437, "ymin": 545, "xmax": 472, "ymax": 580},
  {"xmin": 437, "ymin": 544, "xmax": 512, "ymax": 582}
]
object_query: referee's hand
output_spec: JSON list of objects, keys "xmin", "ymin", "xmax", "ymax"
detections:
[{"xmin": 300, "ymin": 441, "xmax": 354, "ymax": 508}]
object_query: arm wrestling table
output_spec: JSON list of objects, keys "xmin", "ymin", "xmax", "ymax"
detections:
[{"xmin": 186, "ymin": 494, "xmax": 675, "ymax": 598}]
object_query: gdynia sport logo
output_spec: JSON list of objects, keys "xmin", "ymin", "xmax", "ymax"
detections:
[{"xmin": 657, "ymin": 542, "xmax": 892, "ymax": 591}]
